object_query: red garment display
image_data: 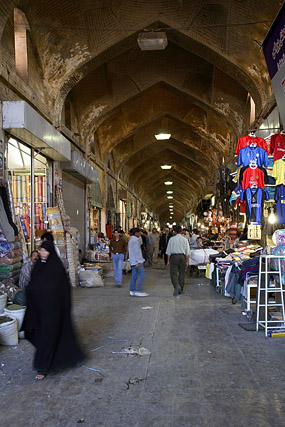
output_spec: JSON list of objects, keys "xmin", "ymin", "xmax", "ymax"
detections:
[
  {"xmin": 235, "ymin": 135, "xmax": 269, "ymax": 156},
  {"xmin": 241, "ymin": 166, "xmax": 265, "ymax": 189},
  {"xmin": 269, "ymin": 133, "xmax": 285, "ymax": 161},
  {"xmin": 235, "ymin": 197, "xmax": 246, "ymax": 214},
  {"xmin": 106, "ymin": 224, "xmax": 113, "ymax": 239}
]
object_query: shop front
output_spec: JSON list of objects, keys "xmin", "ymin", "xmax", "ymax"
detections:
[
  {"xmin": 61, "ymin": 150, "xmax": 99, "ymax": 252},
  {"xmin": 2, "ymin": 100, "xmax": 71, "ymax": 256}
]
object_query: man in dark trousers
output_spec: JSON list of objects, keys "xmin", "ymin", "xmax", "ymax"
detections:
[
  {"xmin": 166, "ymin": 225, "xmax": 190, "ymax": 296},
  {"xmin": 160, "ymin": 228, "xmax": 171, "ymax": 265},
  {"xmin": 110, "ymin": 229, "xmax": 128, "ymax": 287}
]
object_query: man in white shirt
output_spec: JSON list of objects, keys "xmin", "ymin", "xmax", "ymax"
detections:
[
  {"xmin": 166, "ymin": 225, "xmax": 191, "ymax": 296},
  {"xmin": 149, "ymin": 228, "xmax": 160, "ymax": 263},
  {"xmin": 128, "ymin": 228, "xmax": 149, "ymax": 297}
]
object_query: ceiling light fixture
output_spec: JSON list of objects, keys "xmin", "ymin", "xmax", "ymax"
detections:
[
  {"xmin": 170, "ymin": 216, "xmax": 173, "ymax": 219},
  {"xmin": 155, "ymin": 130, "xmax": 171, "ymax": 140},
  {"xmin": 166, "ymin": 191, "xmax": 173, "ymax": 194},
  {"xmin": 167, "ymin": 196, "xmax": 173, "ymax": 199},
  {"xmin": 164, "ymin": 181, "xmax": 173, "ymax": 185},
  {"xmin": 160, "ymin": 164, "xmax": 172, "ymax": 170},
  {"xmin": 137, "ymin": 31, "xmax": 168, "ymax": 51}
]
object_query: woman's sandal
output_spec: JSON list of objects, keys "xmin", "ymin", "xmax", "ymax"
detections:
[{"xmin": 35, "ymin": 373, "xmax": 46, "ymax": 380}]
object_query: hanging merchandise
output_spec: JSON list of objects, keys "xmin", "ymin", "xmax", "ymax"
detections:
[
  {"xmin": 270, "ymin": 132, "xmax": 285, "ymax": 161},
  {"xmin": 7, "ymin": 138, "xmax": 50, "ymax": 254},
  {"xmin": 235, "ymin": 134, "xmax": 269, "ymax": 156},
  {"xmin": 272, "ymin": 157, "xmax": 285, "ymax": 185},
  {"xmin": 240, "ymin": 164, "xmax": 267, "ymax": 189},
  {"xmin": 54, "ymin": 185, "xmax": 80, "ymax": 285},
  {"xmin": 247, "ymin": 224, "xmax": 262, "ymax": 240},
  {"xmin": 274, "ymin": 185, "xmax": 285, "ymax": 225},
  {"xmin": 237, "ymin": 145, "xmax": 269, "ymax": 168},
  {"xmin": 240, "ymin": 187, "xmax": 269, "ymax": 225}
]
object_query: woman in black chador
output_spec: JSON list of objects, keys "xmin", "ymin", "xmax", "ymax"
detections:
[{"xmin": 22, "ymin": 240, "xmax": 84, "ymax": 380}]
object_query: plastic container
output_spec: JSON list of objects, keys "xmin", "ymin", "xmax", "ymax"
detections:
[
  {"xmin": 4, "ymin": 305, "xmax": 26, "ymax": 338},
  {"xmin": 0, "ymin": 293, "xmax": 7, "ymax": 314},
  {"xmin": 0, "ymin": 315, "xmax": 18, "ymax": 345}
]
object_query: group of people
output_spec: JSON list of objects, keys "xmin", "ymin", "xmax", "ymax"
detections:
[
  {"xmin": 16, "ymin": 225, "xmax": 204, "ymax": 380},
  {"xmin": 109, "ymin": 225, "xmax": 203, "ymax": 298}
]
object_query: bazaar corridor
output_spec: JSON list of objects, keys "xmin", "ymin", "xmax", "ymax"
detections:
[{"xmin": 1, "ymin": 268, "xmax": 285, "ymax": 427}]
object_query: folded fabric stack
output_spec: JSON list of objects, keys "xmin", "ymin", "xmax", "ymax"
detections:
[{"xmin": 0, "ymin": 241, "xmax": 23, "ymax": 285}]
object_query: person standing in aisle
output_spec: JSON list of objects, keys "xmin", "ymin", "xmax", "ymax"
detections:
[
  {"xmin": 166, "ymin": 225, "xmax": 191, "ymax": 296},
  {"xmin": 142, "ymin": 230, "xmax": 153, "ymax": 267},
  {"xmin": 110, "ymin": 229, "xmax": 128, "ymax": 287},
  {"xmin": 160, "ymin": 228, "xmax": 171, "ymax": 265},
  {"xmin": 128, "ymin": 228, "xmax": 149, "ymax": 297},
  {"xmin": 149, "ymin": 228, "xmax": 160, "ymax": 263}
]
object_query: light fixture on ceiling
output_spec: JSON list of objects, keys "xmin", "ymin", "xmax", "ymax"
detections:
[
  {"xmin": 155, "ymin": 130, "xmax": 171, "ymax": 140},
  {"xmin": 160, "ymin": 164, "xmax": 172, "ymax": 170},
  {"xmin": 164, "ymin": 181, "xmax": 173, "ymax": 185},
  {"xmin": 166, "ymin": 191, "xmax": 173, "ymax": 194},
  {"xmin": 137, "ymin": 31, "xmax": 168, "ymax": 51},
  {"xmin": 167, "ymin": 196, "xmax": 173, "ymax": 199}
]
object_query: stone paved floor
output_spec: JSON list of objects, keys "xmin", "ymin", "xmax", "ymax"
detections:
[{"xmin": 1, "ymin": 266, "xmax": 285, "ymax": 427}]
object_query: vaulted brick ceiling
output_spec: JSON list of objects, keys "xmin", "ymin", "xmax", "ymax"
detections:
[{"xmin": 1, "ymin": 0, "xmax": 282, "ymax": 223}]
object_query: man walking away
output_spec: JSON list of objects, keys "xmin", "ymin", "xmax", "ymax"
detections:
[
  {"xmin": 110, "ymin": 229, "xmax": 128, "ymax": 287},
  {"xmin": 128, "ymin": 228, "xmax": 149, "ymax": 297},
  {"xmin": 160, "ymin": 228, "xmax": 171, "ymax": 265},
  {"xmin": 142, "ymin": 230, "xmax": 153, "ymax": 267},
  {"xmin": 166, "ymin": 225, "xmax": 190, "ymax": 296}
]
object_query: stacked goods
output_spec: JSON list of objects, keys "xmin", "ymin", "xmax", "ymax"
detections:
[
  {"xmin": 0, "ymin": 240, "xmax": 23, "ymax": 284},
  {"xmin": 0, "ymin": 292, "xmax": 7, "ymax": 313},
  {"xmin": 52, "ymin": 231, "xmax": 66, "ymax": 262},
  {"xmin": 55, "ymin": 185, "xmax": 66, "ymax": 215},
  {"xmin": 0, "ymin": 282, "xmax": 21, "ymax": 303},
  {"xmin": 47, "ymin": 206, "xmax": 64, "ymax": 232},
  {"xmin": 65, "ymin": 232, "xmax": 78, "ymax": 286}
]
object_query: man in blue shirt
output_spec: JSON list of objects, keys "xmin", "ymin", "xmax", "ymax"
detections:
[{"xmin": 128, "ymin": 228, "xmax": 149, "ymax": 297}]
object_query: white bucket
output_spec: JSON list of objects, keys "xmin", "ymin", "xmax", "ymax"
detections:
[
  {"xmin": 0, "ymin": 315, "xmax": 18, "ymax": 345},
  {"xmin": 0, "ymin": 293, "xmax": 7, "ymax": 314},
  {"xmin": 4, "ymin": 306, "xmax": 26, "ymax": 338}
]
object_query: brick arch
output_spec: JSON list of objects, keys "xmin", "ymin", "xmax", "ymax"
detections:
[{"xmin": 53, "ymin": 21, "xmax": 266, "ymax": 128}]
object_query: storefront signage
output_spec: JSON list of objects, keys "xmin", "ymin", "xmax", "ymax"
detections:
[
  {"xmin": 263, "ymin": 3, "xmax": 285, "ymax": 127},
  {"xmin": 2, "ymin": 101, "xmax": 71, "ymax": 161},
  {"xmin": 61, "ymin": 150, "xmax": 98, "ymax": 183}
]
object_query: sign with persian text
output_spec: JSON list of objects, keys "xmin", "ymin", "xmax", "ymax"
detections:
[{"xmin": 263, "ymin": 4, "xmax": 285, "ymax": 127}]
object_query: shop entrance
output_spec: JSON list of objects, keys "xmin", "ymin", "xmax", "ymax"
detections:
[
  {"xmin": 7, "ymin": 137, "xmax": 52, "ymax": 255},
  {"xmin": 62, "ymin": 171, "xmax": 85, "ymax": 252}
]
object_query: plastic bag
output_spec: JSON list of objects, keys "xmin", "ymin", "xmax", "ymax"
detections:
[{"xmin": 79, "ymin": 270, "xmax": 104, "ymax": 287}]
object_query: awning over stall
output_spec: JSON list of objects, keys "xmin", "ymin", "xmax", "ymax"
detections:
[
  {"xmin": 61, "ymin": 150, "xmax": 98, "ymax": 183},
  {"xmin": 2, "ymin": 101, "xmax": 71, "ymax": 161}
]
